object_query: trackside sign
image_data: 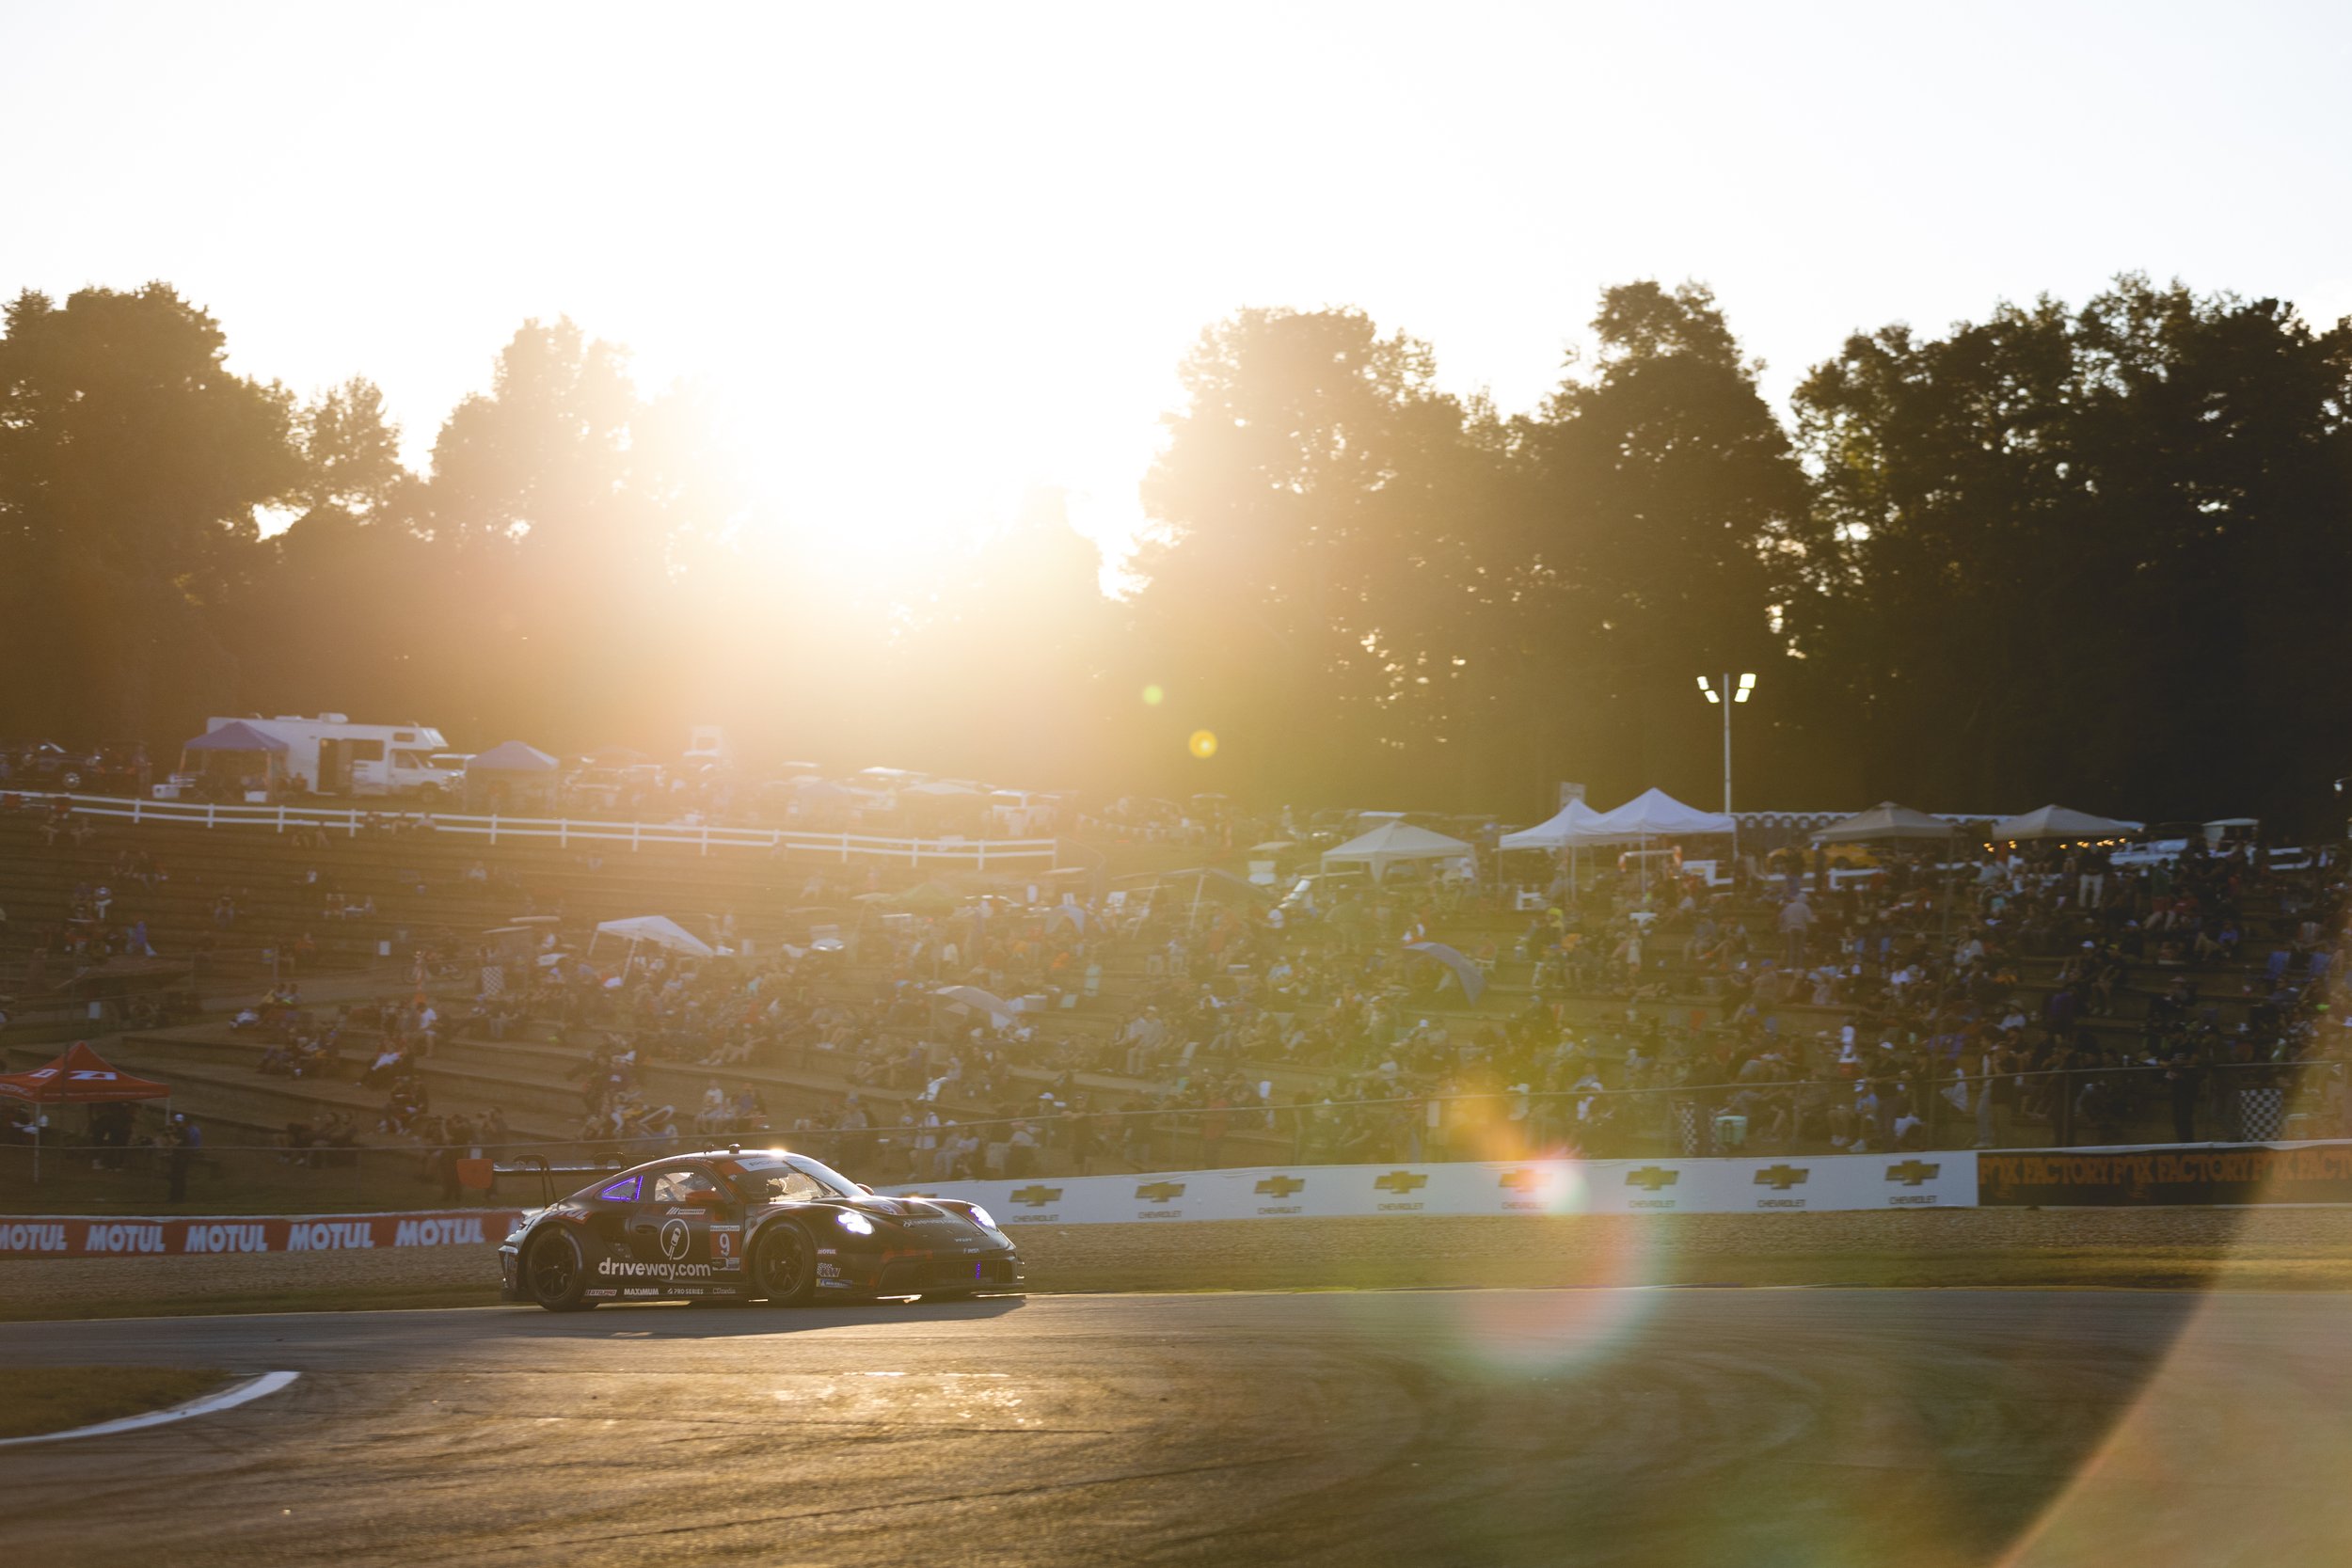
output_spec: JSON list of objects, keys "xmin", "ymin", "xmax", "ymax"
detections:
[
  {"xmin": 1976, "ymin": 1140, "xmax": 2352, "ymax": 1206},
  {"xmin": 0, "ymin": 1211, "xmax": 523, "ymax": 1259}
]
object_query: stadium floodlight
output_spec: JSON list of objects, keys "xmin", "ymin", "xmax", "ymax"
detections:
[{"xmin": 1698, "ymin": 672, "xmax": 1758, "ymax": 860}]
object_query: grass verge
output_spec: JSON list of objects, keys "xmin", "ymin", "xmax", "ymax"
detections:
[{"xmin": 1, "ymin": 1368, "xmax": 230, "ymax": 1439}]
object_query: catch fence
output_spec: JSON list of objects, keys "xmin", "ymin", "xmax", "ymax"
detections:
[{"xmin": 3, "ymin": 1059, "xmax": 2337, "ymax": 1214}]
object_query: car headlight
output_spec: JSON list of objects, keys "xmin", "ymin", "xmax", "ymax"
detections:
[
  {"xmin": 965, "ymin": 1205, "xmax": 997, "ymax": 1232},
  {"xmin": 836, "ymin": 1210, "xmax": 875, "ymax": 1236}
]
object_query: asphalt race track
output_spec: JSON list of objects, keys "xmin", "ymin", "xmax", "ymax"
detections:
[{"xmin": 2, "ymin": 1289, "xmax": 2347, "ymax": 1567}]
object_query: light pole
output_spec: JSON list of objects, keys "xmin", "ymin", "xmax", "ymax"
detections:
[{"xmin": 1696, "ymin": 673, "xmax": 1755, "ymax": 866}]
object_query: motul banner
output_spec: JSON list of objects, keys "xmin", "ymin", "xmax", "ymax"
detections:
[{"xmin": 0, "ymin": 1210, "xmax": 522, "ymax": 1259}]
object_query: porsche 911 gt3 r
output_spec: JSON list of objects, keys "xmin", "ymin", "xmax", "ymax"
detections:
[{"xmin": 499, "ymin": 1148, "xmax": 1022, "ymax": 1310}]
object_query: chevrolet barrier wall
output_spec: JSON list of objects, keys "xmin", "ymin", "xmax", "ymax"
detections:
[{"xmin": 886, "ymin": 1151, "xmax": 1979, "ymax": 1225}]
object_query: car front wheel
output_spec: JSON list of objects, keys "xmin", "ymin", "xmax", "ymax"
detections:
[
  {"xmin": 524, "ymin": 1227, "xmax": 594, "ymax": 1312},
  {"xmin": 752, "ymin": 1222, "xmax": 817, "ymax": 1307}
]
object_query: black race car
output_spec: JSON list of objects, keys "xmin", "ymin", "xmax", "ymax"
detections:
[{"xmin": 499, "ymin": 1148, "xmax": 1021, "ymax": 1311}]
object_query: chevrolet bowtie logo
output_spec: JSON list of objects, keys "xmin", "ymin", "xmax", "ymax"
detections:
[
  {"xmin": 1255, "ymin": 1175, "xmax": 1307, "ymax": 1198},
  {"xmin": 1754, "ymin": 1164, "xmax": 1809, "ymax": 1191},
  {"xmin": 1135, "ymin": 1181, "xmax": 1186, "ymax": 1203},
  {"xmin": 1886, "ymin": 1161, "xmax": 1941, "ymax": 1187},
  {"xmin": 1375, "ymin": 1171, "xmax": 1429, "ymax": 1194},
  {"xmin": 1009, "ymin": 1185, "xmax": 1063, "ymax": 1207},
  {"xmin": 1626, "ymin": 1166, "xmax": 1679, "ymax": 1192}
]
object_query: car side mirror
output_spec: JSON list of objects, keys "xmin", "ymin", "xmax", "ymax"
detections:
[{"xmin": 857, "ymin": 1183, "xmax": 875, "ymax": 1195}]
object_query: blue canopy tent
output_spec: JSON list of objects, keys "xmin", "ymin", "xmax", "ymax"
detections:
[
  {"xmin": 465, "ymin": 740, "xmax": 562, "ymax": 814},
  {"xmin": 179, "ymin": 720, "xmax": 291, "ymax": 798}
]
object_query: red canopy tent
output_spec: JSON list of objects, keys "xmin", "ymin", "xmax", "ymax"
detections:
[{"xmin": 0, "ymin": 1041, "xmax": 171, "ymax": 1180}]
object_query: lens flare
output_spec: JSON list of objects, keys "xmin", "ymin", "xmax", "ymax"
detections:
[
  {"xmin": 1141, "ymin": 684, "xmax": 1165, "ymax": 705},
  {"xmin": 1187, "ymin": 729, "xmax": 1217, "ymax": 758}
]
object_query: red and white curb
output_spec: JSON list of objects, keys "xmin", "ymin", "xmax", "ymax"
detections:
[{"xmin": 0, "ymin": 1370, "xmax": 300, "ymax": 1447}]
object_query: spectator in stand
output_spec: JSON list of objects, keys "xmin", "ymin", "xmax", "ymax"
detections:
[
  {"xmin": 1778, "ymin": 894, "xmax": 1814, "ymax": 969},
  {"xmin": 166, "ymin": 1115, "xmax": 200, "ymax": 1202}
]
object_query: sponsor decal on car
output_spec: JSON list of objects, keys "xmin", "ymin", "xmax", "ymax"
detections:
[{"xmin": 596, "ymin": 1257, "xmax": 713, "ymax": 1280}]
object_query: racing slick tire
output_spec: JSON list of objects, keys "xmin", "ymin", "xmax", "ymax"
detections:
[
  {"xmin": 523, "ymin": 1227, "xmax": 595, "ymax": 1312},
  {"xmin": 752, "ymin": 1220, "xmax": 818, "ymax": 1307}
]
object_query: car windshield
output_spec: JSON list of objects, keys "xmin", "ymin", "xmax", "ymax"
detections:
[{"xmin": 723, "ymin": 1151, "xmax": 860, "ymax": 1204}]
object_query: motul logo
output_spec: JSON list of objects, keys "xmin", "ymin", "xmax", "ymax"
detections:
[
  {"xmin": 0, "ymin": 1222, "xmax": 68, "ymax": 1252},
  {"xmin": 184, "ymin": 1223, "xmax": 269, "ymax": 1253},
  {"xmin": 287, "ymin": 1221, "xmax": 378, "ymax": 1251},
  {"xmin": 82, "ymin": 1224, "xmax": 165, "ymax": 1253}
]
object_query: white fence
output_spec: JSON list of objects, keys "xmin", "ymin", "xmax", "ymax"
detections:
[{"xmin": 4, "ymin": 791, "xmax": 1059, "ymax": 868}]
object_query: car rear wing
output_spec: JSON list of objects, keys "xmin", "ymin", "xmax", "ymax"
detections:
[{"xmin": 493, "ymin": 1155, "xmax": 626, "ymax": 1208}]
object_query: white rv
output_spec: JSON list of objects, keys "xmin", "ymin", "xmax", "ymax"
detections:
[{"xmin": 202, "ymin": 714, "xmax": 462, "ymax": 799}]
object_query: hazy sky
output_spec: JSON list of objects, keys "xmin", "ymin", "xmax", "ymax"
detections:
[{"xmin": 8, "ymin": 1, "xmax": 2349, "ymax": 574}]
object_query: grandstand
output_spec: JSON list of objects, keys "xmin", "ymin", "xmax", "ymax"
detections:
[{"xmin": 2, "ymin": 795, "xmax": 2339, "ymax": 1209}]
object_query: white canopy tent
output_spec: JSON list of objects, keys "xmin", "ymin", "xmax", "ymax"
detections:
[
  {"xmin": 1810, "ymin": 801, "xmax": 1959, "ymax": 845},
  {"xmin": 1497, "ymin": 798, "xmax": 1631, "ymax": 850},
  {"xmin": 591, "ymin": 915, "xmax": 715, "ymax": 959},
  {"xmin": 1320, "ymin": 820, "xmax": 1475, "ymax": 883},
  {"xmin": 1583, "ymin": 787, "xmax": 1736, "ymax": 838},
  {"xmin": 1987, "ymin": 804, "xmax": 2142, "ymax": 842}
]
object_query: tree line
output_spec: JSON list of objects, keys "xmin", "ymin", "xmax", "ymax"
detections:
[{"xmin": 2, "ymin": 277, "xmax": 2346, "ymax": 828}]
